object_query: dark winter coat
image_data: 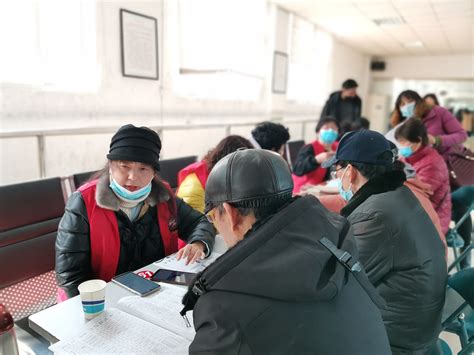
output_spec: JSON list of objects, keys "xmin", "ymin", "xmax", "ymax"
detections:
[
  {"xmin": 183, "ymin": 195, "xmax": 391, "ymax": 355},
  {"xmin": 341, "ymin": 171, "xmax": 447, "ymax": 354},
  {"xmin": 320, "ymin": 91, "xmax": 362, "ymax": 133}
]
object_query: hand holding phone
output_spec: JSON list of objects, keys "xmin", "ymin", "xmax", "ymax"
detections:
[{"xmin": 112, "ymin": 272, "xmax": 161, "ymax": 296}]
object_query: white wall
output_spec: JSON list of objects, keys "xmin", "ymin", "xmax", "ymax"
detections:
[
  {"xmin": 0, "ymin": 0, "xmax": 371, "ymax": 185},
  {"xmin": 371, "ymin": 54, "xmax": 474, "ymax": 80},
  {"xmin": 330, "ymin": 40, "xmax": 371, "ymax": 115},
  {"xmin": 0, "ymin": 1, "xmax": 164, "ymax": 131}
]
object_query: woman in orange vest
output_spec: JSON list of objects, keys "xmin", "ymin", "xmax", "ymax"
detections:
[
  {"xmin": 292, "ymin": 117, "xmax": 340, "ymax": 193},
  {"xmin": 177, "ymin": 135, "xmax": 253, "ymax": 213},
  {"xmin": 55, "ymin": 125, "xmax": 216, "ymax": 299}
]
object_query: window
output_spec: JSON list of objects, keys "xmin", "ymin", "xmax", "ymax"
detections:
[
  {"xmin": 287, "ymin": 15, "xmax": 333, "ymax": 104},
  {"xmin": 313, "ymin": 29, "xmax": 333, "ymax": 105},
  {"xmin": 175, "ymin": 0, "xmax": 267, "ymax": 100},
  {"xmin": 0, "ymin": 0, "xmax": 98, "ymax": 92}
]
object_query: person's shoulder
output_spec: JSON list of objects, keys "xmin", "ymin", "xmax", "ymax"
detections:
[
  {"xmin": 301, "ymin": 142, "xmax": 317, "ymax": 152},
  {"xmin": 329, "ymin": 91, "xmax": 341, "ymax": 99},
  {"xmin": 348, "ymin": 203, "xmax": 385, "ymax": 222},
  {"xmin": 432, "ymin": 105, "xmax": 447, "ymax": 113},
  {"xmin": 353, "ymin": 189, "xmax": 406, "ymax": 217},
  {"xmin": 430, "ymin": 105, "xmax": 452, "ymax": 119},
  {"xmin": 66, "ymin": 190, "xmax": 86, "ymax": 208},
  {"xmin": 77, "ymin": 179, "xmax": 98, "ymax": 193}
]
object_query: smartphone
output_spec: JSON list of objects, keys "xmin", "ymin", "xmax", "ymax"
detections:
[
  {"xmin": 151, "ymin": 269, "xmax": 196, "ymax": 286},
  {"xmin": 111, "ymin": 271, "xmax": 161, "ymax": 296}
]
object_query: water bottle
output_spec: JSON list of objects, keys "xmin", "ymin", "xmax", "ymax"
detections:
[{"xmin": 0, "ymin": 304, "xmax": 19, "ymax": 355}]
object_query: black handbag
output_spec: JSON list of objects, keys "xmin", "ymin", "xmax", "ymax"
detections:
[{"xmin": 447, "ymin": 145, "xmax": 474, "ymax": 187}]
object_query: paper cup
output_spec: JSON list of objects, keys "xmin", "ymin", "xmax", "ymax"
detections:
[{"xmin": 78, "ymin": 279, "xmax": 106, "ymax": 320}]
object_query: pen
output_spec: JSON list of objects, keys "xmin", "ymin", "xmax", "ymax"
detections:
[{"xmin": 182, "ymin": 314, "xmax": 192, "ymax": 328}]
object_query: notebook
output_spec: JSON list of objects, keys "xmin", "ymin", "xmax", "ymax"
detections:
[{"xmin": 49, "ymin": 284, "xmax": 193, "ymax": 354}]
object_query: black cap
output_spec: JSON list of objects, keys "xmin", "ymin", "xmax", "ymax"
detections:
[
  {"xmin": 322, "ymin": 129, "xmax": 393, "ymax": 168},
  {"xmin": 204, "ymin": 149, "xmax": 293, "ymax": 214},
  {"xmin": 107, "ymin": 124, "xmax": 162, "ymax": 170}
]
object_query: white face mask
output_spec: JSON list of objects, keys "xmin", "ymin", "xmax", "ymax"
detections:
[{"xmin": 400, "ymin": 102, "xmax": 416, "ymax": 118}]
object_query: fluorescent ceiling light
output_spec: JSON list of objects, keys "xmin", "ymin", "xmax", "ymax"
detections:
[
  {"xmin": 373, "ymin": 17, "xmax": 405, "ymax": 26},
  {"xmin": 404, "ymin": 41, "xmax": 424, "ymax": 48}
]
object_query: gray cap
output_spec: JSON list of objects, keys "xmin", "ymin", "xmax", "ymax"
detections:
[{"xmin": 204, "ymin": 149, "xmax": 293, "ymax": 214}]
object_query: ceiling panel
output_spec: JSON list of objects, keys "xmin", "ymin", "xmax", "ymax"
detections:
[{"xmin": 271, "ymin": 0, "xmax": 474, "ymax": 56}]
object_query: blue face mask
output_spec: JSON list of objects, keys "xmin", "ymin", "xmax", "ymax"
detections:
[
  {"xmin": 399, "ymin": 146, "xmax": 413, "ymax": 158},
  {"xmin": 109, "ymin": 178, "xmax": 152, "ymax": 201},
  {"xmin": 336, "ymin": 166, "xmax": 353, "ymax": 201},
  {"xmin": 319, "ymin": 129, "xmax": 338, "ymax": 144},
  {"xmin": 400, "ymin": 102, "xmax": 415, "ymax": 118}
]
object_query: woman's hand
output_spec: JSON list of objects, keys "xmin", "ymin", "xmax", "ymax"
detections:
[
  {"xmin": 428, "ymin": 134, "xmax": 436, "ymax": 145},
  {"xmin": 176, "ymin": 241, "xmax": 206, "ymax": 265},
  {"xmin": 315, "ymin": 151, "xmax": 335, "ymax": 164}
]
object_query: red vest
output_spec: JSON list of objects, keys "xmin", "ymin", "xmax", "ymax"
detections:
[
  {"xmin": 79, "ymin": 180, "xmax": 179, "ymax": 282},
  {"xmin": 178, "ymin": 160, "xmax": 209, "ymax": 189},
  {"xmin": 292, "ymin": 140, "xmax": 338, "ymax": 193}
]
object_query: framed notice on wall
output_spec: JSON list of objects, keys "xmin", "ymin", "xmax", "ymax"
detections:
[
  {"xmin": 272, "ymin": 51, "xmax": 288, "ymax": 94},
  {"xmin": 120, "ymin": 9, "xmax": 159, "ymax": 80}
]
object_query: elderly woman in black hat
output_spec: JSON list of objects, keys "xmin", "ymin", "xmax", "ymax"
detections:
[{"xmin": 56, "ymin": 124, "xmax": 215, "ymax": 299}]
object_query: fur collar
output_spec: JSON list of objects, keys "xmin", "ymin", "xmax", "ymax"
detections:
[
  {"xmin": 341, "ymin": 170, "xmax": 406, "ymax": 218},
  {"xmin": 95, "ymin": 173, "xmax": 172, "ymax": 211}
]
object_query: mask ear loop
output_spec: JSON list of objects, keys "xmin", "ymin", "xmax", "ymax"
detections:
[{"xmin": 341, "ymin": 165, "xmax": 353, "ymax": 194}]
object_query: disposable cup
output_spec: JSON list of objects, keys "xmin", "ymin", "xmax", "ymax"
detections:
[{"xmin": 78, "ymin": 279, "xmax": 106, "ymax": 320}]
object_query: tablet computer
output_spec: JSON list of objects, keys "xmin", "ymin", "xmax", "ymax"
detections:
[
  {"xmin": 111, "ymin": 271, "xmax": 161, "ymax": 296},
  {"xmin": 151, "ymin": 269, "xmax": 196, "ymax": 286}
]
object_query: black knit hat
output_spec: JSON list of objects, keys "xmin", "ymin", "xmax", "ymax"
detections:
[
  {"xmin": 204, "ymin": 149, "xmax": 293, "ymax": 214},
  {"xmin": 107, "ymin": 124, "xmax": 162, "ymax": 170}
]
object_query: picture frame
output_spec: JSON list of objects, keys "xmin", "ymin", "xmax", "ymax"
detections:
[
  {"xmin": 272, "ymin": 51, "xmax": 288, "ymax": 94},
  {"xmin": 120, "ymin": 9, "xmax": 159, "ymax": 80}
]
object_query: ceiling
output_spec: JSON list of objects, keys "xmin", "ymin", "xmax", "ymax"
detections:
[{"xmin": 272, "ymin": 0, "xmax": 474, "ymax": 56}]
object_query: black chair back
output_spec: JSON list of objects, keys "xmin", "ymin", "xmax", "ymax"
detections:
[
  {"xmin": 0, "ymin": 178, "xmax": 65, "ymax": 288},
  {"xmin": 159, "ymin": 156, "xmax": 197, "ymax": 189},
  {"xmin": 286, "ymin": 140, "xmax": 305, "ymax": 169},
  {"xmin": 73, "ymin": 170, "xmax": 99, "ymax": 190}
]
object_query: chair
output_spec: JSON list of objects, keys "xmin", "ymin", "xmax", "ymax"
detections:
[
  {"xmin": 446, "ymin": 203, "xmax": 474, "ymax": 272},
  {"xmin": 0, "ymin": 178, "xmax": 65, "ymax": 321},
  {"xmin": 285, "ymin": 140, "xmax": 305, "ymax": 170},
  {"xmin": 431, "ymin": 339, "xmax": 452, "ymax": 355},
  {"xmin": 72, "ymin": 170, "xmax": 99, "ymax": 190},
  {"xmin": 159, "ymin": 156, "xmax": 197, "ymax": 190},
  {"xmin": 441, "ymin": 268, "xmax": 474, "ymax": 353}
]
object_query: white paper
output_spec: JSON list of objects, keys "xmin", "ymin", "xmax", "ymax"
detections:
[
  {"xmin": 49, "ymin": 308, "xmax": 190, "ymax": 354},
  {"xmin": 153, "ymin": 251, "xmax": 223, "ymax": 273},
  {"xmin": 117, "ymin": 284, "xmax": 195, "ymax": 341}
]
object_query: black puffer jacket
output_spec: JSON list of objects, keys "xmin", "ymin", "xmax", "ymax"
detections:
[
  {"xmin": 341, "ymin": 171, "xmax": 447, "ymax": 355},
  {"xmin": 183, "ymin": 196, "xmax": 391, "ymax": 354},
  {"xmin": 56, "ymin": 174, "xmax": 215, "ymax": 297}
]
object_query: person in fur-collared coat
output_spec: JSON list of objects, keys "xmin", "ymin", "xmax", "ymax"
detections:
[{"xmin": 55, "ymin": 125, "xmax": 215, "ymax": 299}]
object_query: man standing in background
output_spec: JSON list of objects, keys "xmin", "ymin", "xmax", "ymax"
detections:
[{"xmin": 320, "ymin": 79, "xmax": 362, "ymax": 136}]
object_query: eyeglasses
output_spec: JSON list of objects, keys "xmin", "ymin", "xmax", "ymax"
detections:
[
  {"xmin": 205, "ymin": 207, "xmax": 217, "ymax": 224},
  {"xmin": 330, "ymin": 166, "xmax": 345, "ymax": 180}
]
